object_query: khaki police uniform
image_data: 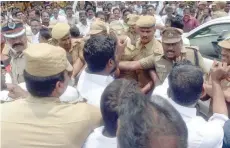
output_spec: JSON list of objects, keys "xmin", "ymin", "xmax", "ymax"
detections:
[
  {"xmin": 212, "ymin": 10, "xmax": 228, "ymax": 19},
  {"xmin": 109, "ymin": 20, "xmax": 138, "ymax": 80},
  {"xmin": 126, "ymin": 14, "xmax": 140, "ymax": 45},
  {"xmin": 1, "ymin": 19, "xmax": 29, "ymax": 84},
  {"xmin": 51, "ymin": 23, "xmax": 85, "ymax": 65},
  {"xmin": 71, "ymin": 38, "xmax": 85, "ymax": 64},
  {"xmin": 120, "ymin": 15, "xmax": 164, "ymax": 88},
  {"xmin": 89, "ymin": 20, "xmax": 108, "ymax": 36},
  {"xmin": 206, "ymin": 38, "xmax": 230, "ymax": 117},
  {"xmin": 155, "ymin": 27, "xmax": 206, "ymax": 84},
  {"xmin": 81, "ymin": 20, "xmax": 108, "ymax": 42},
  {"xmin": 212, "ymin": 1, "xmax": 228, "ymax": 19},
  {"xmin": 0, "ymin": 43, "xmax": 102, "ymax": 148}
]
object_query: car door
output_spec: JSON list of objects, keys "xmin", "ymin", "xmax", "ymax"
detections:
[{"xmin": 188, "ymin": 23, "xmax": 230, "ymax": 60}]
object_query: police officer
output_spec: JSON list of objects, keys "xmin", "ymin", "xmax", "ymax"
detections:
[
  {"xmin": 109, "ymin": 19, "xmax": 137, "ymax": 81},
  {"xmin": 119, "ymin": 15, "xmax": 164, "ymax": 93},
  {"xmin": 212, "ymin": 1, "xmax": 228, "ymax": 19},
  {"xmin": 1, "ymin": 19, "xmax": 29, "ymax": 84},
  {"xmin": 50, "ymin": 23, "xmax": 85, "ymax": 80},
  {"xmin": 204, "ymin": 37, "xmax": 230, "ymax": 117},
  {"xmin": 126, "ymin": 14, "xmax": 140, "ymax": 45},
  {"xmin": 154, "ymin": 27, "xmax": 206, "ymax": 85},
  {"xmin": 0, "ymin": 43, "xmax": 102, "ymax": 148}
]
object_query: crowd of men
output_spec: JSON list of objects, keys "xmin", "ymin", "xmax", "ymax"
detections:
[{"xmin": 1, "ymin": 1, "xmax": 230, "ymax": 148}]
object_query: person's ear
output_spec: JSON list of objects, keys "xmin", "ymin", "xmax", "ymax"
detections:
[
  {"xmin": 108, "ymin": 58, "xmax": 114, "ymax": 68},
  {"xmin": 55, "ymin": 80, "xmax": 65, "ymax": 93},
  {"xmin": 200, "ymin": 85, "xmax": 206, "ymax": 98}
]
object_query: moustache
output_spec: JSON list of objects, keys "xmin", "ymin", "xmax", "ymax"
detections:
[
  {"xmin": 142, "ymin": 37, "xmax": 148, "ymax": 39},
  {"xmin": 12, "ymin": 43, "xmax": 24, "ymax": 48}
]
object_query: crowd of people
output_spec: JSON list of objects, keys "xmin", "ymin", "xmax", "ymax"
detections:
[{"xmin": 1, "ymin": 1, "xmax": 230, "ymax": 148}]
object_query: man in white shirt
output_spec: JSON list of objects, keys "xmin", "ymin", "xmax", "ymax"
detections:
[
  {"xmin": 117, "ymin": 89, "xmax": 188, "ymax": 148},
  {"xmin": 83, "ymin": 79, "xmax": 136, "ymax": 148},
  {"xmin": 50, "ymin": 7, "xmax": 67, "ymax": 24},
  {"xmin": 77, "ymin": 35, "xmax": 118, "ymax": 107},
  {"xmin": 146, "ymin": 5, "xmax": 165, "ymax": 40},
  {"xmin": 30, "ymin": 19, "xmax": 41, "ymax": 43},
  {"xmin": 86, "ymin": 7, "xmax": 96, "ymax": 25},
  {"xmin": 76, "ymin": 11, "xmax": 90, "ymax": 37},
  {"xmin": 154, "ymin": 60, "xmax": 229, "ymax": 148},
  {"xmin": 1, "ymin": 74, "xmax": 83, "ymax": 103},
  {"xmin": 134, "ymin": 2, "xmax": 142, "ymax": 14},
  {"xmin": 65, "ymin": 6, "xmax": 78, "ymax": 27},
  {"xmin": 161, "ymin": 6, "xmax": 174, "ymax": 27}
]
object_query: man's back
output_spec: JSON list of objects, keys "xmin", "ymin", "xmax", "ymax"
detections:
[
  {"xmin": 77, "ymin": 69, "xmax": 114, "ymax": 107},
  {"xmin": 1, "ymin": 96, "xmax": 101, "ymax": 148}
]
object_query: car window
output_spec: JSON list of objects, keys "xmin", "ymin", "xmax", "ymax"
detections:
[{"xmin": 190, "ymin": 23, "xmax": 230, "ymax": 38}]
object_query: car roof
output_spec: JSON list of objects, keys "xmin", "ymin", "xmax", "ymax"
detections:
[{"xmin": 184, "ymin": 16, "xmax": 230, "ymax": 37}]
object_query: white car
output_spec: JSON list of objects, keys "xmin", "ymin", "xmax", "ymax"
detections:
[
  {"xmin": 183, "ymin": 16, "xmax": 230, "ymax": 60},
  {"xmin": 184, "ymin": 16, "xmax": 230, "ymax": 118}
]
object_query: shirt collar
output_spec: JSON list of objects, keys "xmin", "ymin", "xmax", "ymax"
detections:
[
  {"xmin": 32, "ymin": 32, "xmax": 39, "ymax": 37},
  {"xmin": 167, "ymin": 98, "xmax": 197, "ymax": 119},
  {"xmin": 26, "ymin": 95, "xmax": 60, "ymax": 103},
  {"xmin": 136, "ymin": 38, "xmax": 154, "ymax": 50},
  {"xmin": 83, "ymin": 69, "xmax": 114, "ymax": 87},
  {"xmin": 79, "ymin": 22, "xmax": 89, "ymax": 27}
]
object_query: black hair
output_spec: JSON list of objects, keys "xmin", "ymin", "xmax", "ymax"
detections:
[
  {"xmin": 168, "ymin": 60, "xmax": 204, "ymax": 106},
  {"xmin": 171, "ymin": 15, "xmax": 184, "ymax": 29},
  {"xmin": 12, "ymin": 8, "xmax": 19, "ymax": 17},
  {"xmin": 102, "ymin": 5, "xmax": 109, "ymax": 11},
  {"xmin": 39, "ymin": 28, "xmax": 51, "ymax": 40},
  {"xmin": 86, "ymin": 7, "xmax": 94, "ymax": 13},
  {"xmin": 113, "ymin": 8, "xmax": 121, "ymax": 13},
  {"xmin": 101, "ymin": 78, "xmax": 139, "ymax": 137},
  {"xmin": 15, "ymin": 10, "xmax": 23, "ymax": 17},
  {"xmin": 122, "ymin": 9, "xmax": 132, "ymax": 16},
  {"xmin": 83, "ymin": 35, "xmax": 117, "ymax": 73},
  {"xmin": 24, "ymin": 70, "xmax": 65, "ymax": 97},
  {"xmin": 70, "ymin": 26, "xmax": 80, "ymax": 38},
  {"xmin": 45, "ymin": 5, "xmax": 51, "ymax": 9},
  {"xmin": 30, "ymin": 18, "xmax": 41, "ymax": 24},
  {"xmin": 35, "ymin": 10, "xmax": 41, "ymax": 18},
  {"xmin": 96, "ymin": 11, "xmax": 105, "ymax": 18},
  {"xmin": 147, "ymin": 4, "xmax": 155, "ymax": 10},
  {"xmin": 41, "ymin": 11, "xmax": 49, "ymax": 17},
  {"xmin": 118, "ymin": 93, "xmax": 188, "ymax": 148},
  {"xmin": 65, "ymin": 5, "xmax": 72, "ymax": 12}
]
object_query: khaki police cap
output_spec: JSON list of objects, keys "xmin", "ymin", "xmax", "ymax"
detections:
[
  {"xmin": 89, "ymin": 20, "xmax": 107, "ymax": 35},
  {"xmin": 127, "ymin": 14, "xmax": 140, "ymax": 26},
  {"xmin": 52, "ymin": 23, "xmax": 70, "ymax": 40},
  {"xmin": 218, "ymin": 38, "xmax": 230, "ymax": 49},
  {"xmin": 136, "ymin": 15, "xmax": 156, "ymax": 28},
  {"xmin": 24, "ymin": 43, "xmax": 73, "ymax": 77},
  {"xmin": 162, "ymin": 27, "xmax": 183, "ymax": 43}
]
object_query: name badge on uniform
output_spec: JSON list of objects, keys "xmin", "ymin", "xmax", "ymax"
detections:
[{"xmin": 156, "ymin": 64, "xmax": 166, "ymax": 69}]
